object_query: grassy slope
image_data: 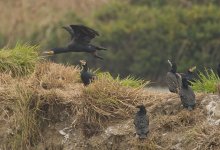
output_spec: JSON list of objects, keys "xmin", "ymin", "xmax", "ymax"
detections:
[
  {"xmin": 0, "ymin": 44, "xmax": 219, "ymax": 149},
  {"xmin": 192, "ymin": 69, "xmax": 220, "ymax": 94}
]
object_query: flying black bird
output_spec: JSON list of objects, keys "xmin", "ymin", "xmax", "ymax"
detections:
[
  {"xmin": 80, "ymin": 60, "xmax": 95, "ymax": 86},
  {"xmin": 43, "ymin": 25, "xmax": 107, "ymax": 59},
  {"xmin": 179, "ymin": 77, "xmax": 196, "ymax": 111},
  {"xmin": 134, "ymin": 105, "xmax": 149, "ymax": 139},
  {"xmin": 180, "ymin": 66, "xmax": 197, "ymax": 86},
  {"xmin": 217, "ymin": 63, "xmax": 220, "ymax": 78},
  {"xmin": 166, "ymin": 60, "xmax": 182, "ymax": 93}
]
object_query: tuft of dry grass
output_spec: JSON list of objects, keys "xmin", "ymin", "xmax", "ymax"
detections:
[
  {"xmin": 183, "ymin": 125, "xmax": 220, "ymax": 150},
  {"xmin": 0, "ymin": 44, "xmax": 218, "ymax": 149},
  {"xmin": 0, "ymin": 59, "xmax": 148, "ymax": 148},
  {"xmin": 80, "ymin": 73, "xmax": 148, "ymax": 131},
  {"xmin": 29, "ymin": 61, "xmax": 80, "ymax": 89}
]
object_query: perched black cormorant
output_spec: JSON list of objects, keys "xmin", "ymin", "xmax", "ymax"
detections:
[
  {"xmin": 180, "ymin": 66, "xmax": 197, "ymax": 86},
  {"xmin": 166, "ymin": 60, "xmax": 182, "ymax": 93},
  {"xmin": 80, "ymin": 60, "xmax": 95, "ymax": 86},
  {"xmin": 134, "ymin": 105, "xmax": 149, "ymax": 139},
  {"xmin": 179, "ymin": 77, "xmax": 196, "ymax": 111},
  {"xmin": 217, "ymin": 63, "xmax": 220, "ymax": 78},
  {"xmin": 43, "ymin": 25, "xmax": 107, "ymax": 59}
]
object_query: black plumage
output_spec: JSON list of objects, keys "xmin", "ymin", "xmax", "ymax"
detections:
[
  {"xmin": 166, "ymin": 60, "xmax": 182, "ymax": 93},
  {"xmin": 134, "ymin": 105, "xmax": 149, "ymax": 139},
  {"xmin": 180, "ymin": 66, "xmax": 197, "ymax": 86},
  {"xmin": 43, "ymin": 24, "xmax": 107, "ymax": 59},
  {"xmin": 217, "ymin": 63, "xmax": 220, "ymax": 78},
  {"xmin": 80, "ymin": 60, "xmax": 95, "ymax": 86},
  {"xmin": 179, "ymin": 77, "xmax": 196, "ymax": 111}
]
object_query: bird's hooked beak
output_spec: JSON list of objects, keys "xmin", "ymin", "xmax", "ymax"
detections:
[
  {"xmin": 168, "ymin": 59, "xmax": 172, "ymax": 67},
  {"xmin": 80, "ymin": 60, "xmax": 87, "ymax": 65},
  {"xmin": 43, "ymin": 50, "xmax": 54, "ymax": 55},
  {"xmin": 189, "ymin": 66, "xmax": 196, "ymax": 72}
]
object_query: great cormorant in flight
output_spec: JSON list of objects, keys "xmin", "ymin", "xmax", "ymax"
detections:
[
  {"xmin": 166, "ymin": 60, "xmax": 182, "ymax": 93},
  {"xmin": 43, "ymin": 25, "xmax": 107, "ymax": 59},
  {"xmin": 179, "ymin": 77, "xmax": 196, "ymax": 111},
  {"xmin": 134, "ymin": 105, "xmax": 149, "ymax": 139},
  {"xmin": 80, "ymin": 60, "xmax": 95, "ymax": 86}
]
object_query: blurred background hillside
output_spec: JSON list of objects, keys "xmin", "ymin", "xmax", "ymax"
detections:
[{"xmin": 0, "ymin": 0, "xmax": 220, "ymax": 85}]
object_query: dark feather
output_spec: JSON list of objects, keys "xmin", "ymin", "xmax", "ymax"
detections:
[
  {"xmin": 134, "ymin": 105, "xmax": 149, "ymax": 139},
  {"xmin": 166, "ymin": 72, "xmax": 182, "ymax": 93},
  {"xmin": 179, "ymin": 78, "xmax": 196, "ymax": 110},
  {"xmin": 69, "ymin": 25, "xmax": 99, "ymax": 43},
  {"xmin": 80, "ymin": 62, "xmax": 95, "ymax": 86}
]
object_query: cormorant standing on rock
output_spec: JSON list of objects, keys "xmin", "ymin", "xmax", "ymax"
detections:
[
  {"xmin": 180, "ymin": 66, "xmax": 197, "ymax": 86},
  {"xmin": 217, "ymin": 63, "xmax": 220, "ymax": 78},
  {"xmin": 179, "ymin": 77, "xmax": 196, "ymax": 111},
  {"xmin": 134, "ymin": 105, "xmax": 149, "ymax": 139},
  {"xmin": 43, "ymin": 24, "xmax": 107, "ymax": 59},
  {"xmin": 166, "ymin": 60, "xmax": 182, "ymax": 93},
  {"xmin": 80, "ymin": 60, "xmax": 95, "ymax": 86}
]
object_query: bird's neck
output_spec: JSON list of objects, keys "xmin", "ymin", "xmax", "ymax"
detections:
[
  {"xmin": 138, "ymin": 108, "xmax": 146, "ymax": 115},
  {"xmin": 187, "ymin": 70, "xmax": 193, "ymax": 74},
  {"xmin": 182, "ymin": 82, "xmax": 188, "ymax": 89},
  {"xmin": 82, "ymin": 64, "xmax": 88, "ymax": 72},
  {"xmin": 171, "ymin": 69, "xmax": 176, "ymax": 74},
  {"xmin": 52, "ymin": 47, "xmax": 70, "ymax": 54}
]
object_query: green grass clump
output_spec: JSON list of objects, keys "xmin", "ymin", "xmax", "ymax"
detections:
[
  {"xmin": 96, "ymin": 72, "xmax": 149, "ymax": 88},
  {"xmin": 0, "ymin": 43, "xmax": 41, "ymax": 76},
  {"xmin": 117, "ymin": 75, "xmax": 149, "ymax": 88},
  {"xmin": 192, "ymin": 68, "xmax": 220, "ymax": 93}
]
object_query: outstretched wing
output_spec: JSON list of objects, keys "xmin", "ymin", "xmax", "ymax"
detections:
[
  {"xmin": 62, "ymin": 26, "xmax": 75, "ymax": 40},
  {"xmin": 62, "ymin": 25, "xmax": 99, "ymax": 43},
  {"xmin": 70, "ymin": 24, "xmax": 99, "ymax": 43}
]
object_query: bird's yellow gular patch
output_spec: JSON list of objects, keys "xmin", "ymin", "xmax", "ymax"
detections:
[
  {"xmin": 80, "ymin": 60, "xmax": 87, "ymax": 65},
  {"xmin": 189, "ymin": 66, "xmax": 196, "ymax": 72},
  {"xmin": 43, "ymin": 51, "xmax": 54, "ymax": 55}
]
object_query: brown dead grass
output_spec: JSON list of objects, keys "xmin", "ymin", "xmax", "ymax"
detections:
[
  {"xmin": 0, "ymin": 61, "xmax": 219, "ymax": 150},
  {"xmin": 0, "ymin": 61, "xmax": 147, "ymax": 149}
]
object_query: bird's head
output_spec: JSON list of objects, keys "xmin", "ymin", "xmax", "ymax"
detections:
[
  {"xmin": 188, "ymin": 66, "xmax": 196, "ymax": 73},
  {"xmin": 136, "ymin": 104, "xmax": 146, "ymax": 113},
  {"xmin": 80, "ymin": 60, "xmax": 87, "ymax": 66}
]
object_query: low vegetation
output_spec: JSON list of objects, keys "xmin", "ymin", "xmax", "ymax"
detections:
[
  {"xmin": 192, "ymin": 68, "xmax": 220, "ymax": 94},
  {"xmin": 0, "ymin": 44, "xmax": 219, "ymax": 150},
  {"xmin": 0, "ymin": 43, "xmax": 41, "ymax": 76},
  {"xmin": 0, "ymin": 44, "xmax": 149, "ymax": 149}
]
